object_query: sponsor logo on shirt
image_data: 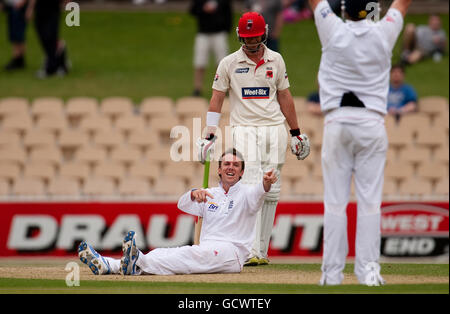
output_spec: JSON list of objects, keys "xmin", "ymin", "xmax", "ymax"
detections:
[
  {"xmin": 235, "ymin": 67, "xmax": 250, "ymax": 74},
  {"xmin": 241, "ymin": 87, "xmax": 270, "ymax": 99},
  {"xmin": 207, "ymin": 202, "xmax": 219, "ymax": 212},
  {"xmin": 214, "ymin": 73, "xmax": 219, "ymax": 82}
]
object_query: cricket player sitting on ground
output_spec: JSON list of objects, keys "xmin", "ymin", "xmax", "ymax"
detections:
[
  {"xmin": 308, "ymin": 0, "xmax": 412, "ymax": 285},
  {"xmin": 197, "ymin": 11, "xmax": 310, "ymax": 267},
  {"xmin": 78, "ymin": 149, "xmax": 278, "ymax": 275}
]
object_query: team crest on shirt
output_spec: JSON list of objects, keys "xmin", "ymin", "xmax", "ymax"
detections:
[
  {"xmin": 214, "ymin": 73, "xmax": 219, "ymax": 81},
  {"xmin": 320, "ymin": 7, "xmax": 332, "ymax": 18},
  {"xmin": 266, "ymin": 70, "xmax": 273, "ymax": 79}
]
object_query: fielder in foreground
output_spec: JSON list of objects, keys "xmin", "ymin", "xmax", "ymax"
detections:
[
  {"xmin": 308, "ymin": 0, "xmax": 412, "ymax": 285},
  {"xmin": 78, "ymin": 149, "xmax": 278, "ymax": 275}
]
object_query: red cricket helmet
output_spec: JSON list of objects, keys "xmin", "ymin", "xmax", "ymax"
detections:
[{"xmin": 236, "ymin": 12, "xmax": 268, "ymax": 38}]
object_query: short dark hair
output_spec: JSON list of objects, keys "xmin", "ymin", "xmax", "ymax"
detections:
[
  {"xmin": 218, "ymin": 148, "xmax": 245, "ymax": 172},
  {"xmin": 391, "ymin": 64, "xmax": 405, "ymax": 73}
]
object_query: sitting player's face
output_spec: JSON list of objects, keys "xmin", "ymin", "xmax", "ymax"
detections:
[{"xmin": 218, "ymin": 154, "xmax": 244, "ymax": 186}]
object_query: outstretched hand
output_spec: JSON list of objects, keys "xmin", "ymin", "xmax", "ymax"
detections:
[
  {"xmin": 191, "ymin": 189, "xmax": 214, "ymax": 203},
  {"xmin": 263, "ymin": 169, "xmax": 278, "ymax": 192}
]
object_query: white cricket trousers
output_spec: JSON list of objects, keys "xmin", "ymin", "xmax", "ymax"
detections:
[
  {"xmin": 320, "ymin": 118, "xmax": 387, "ymax": 285},
  {"xmin": 232, "ymin": 124, "xmax": 288, "ymax": 259},
  {"xmin": 105, "ymin": 241, "xmax": 242, "ymax": 275}
]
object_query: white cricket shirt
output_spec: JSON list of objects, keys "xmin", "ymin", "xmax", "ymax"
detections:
[
  {"xmin": 177, "ymin": 181, "xmax": 267, "ymax": 263},
  {"xmin": 314, "ymin": 1, "xmax": 404, "ymax": 116},
  {"xmin": 212, "ymin": 45, "xmax": 290, "ymax": 126}
]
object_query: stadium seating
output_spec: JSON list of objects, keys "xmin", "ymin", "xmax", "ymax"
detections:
[{"xmin": 0, "ymin": 95, "xmax": 447, "ymax": 200}]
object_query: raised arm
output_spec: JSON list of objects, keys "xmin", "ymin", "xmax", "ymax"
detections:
[{"xmin": 389, "ymin": 0, "xmax": 412, "ymax": 17}]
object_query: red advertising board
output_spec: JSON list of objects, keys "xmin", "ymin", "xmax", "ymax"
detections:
[{"xmin": 0, "ymin": 202, "xmax": 448, "ymax": 258}]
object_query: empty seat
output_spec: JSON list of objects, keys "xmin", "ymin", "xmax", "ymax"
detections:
[
  {"xmin": 434, "ymin": 145, "xmax": 449, "ymax": 164},
  {"xmin": 127, "ymin": 129, "xmax": 159, "ymax": 151},
  {"xmin": 0, "ymin": 162, "xmax": 21, "ymax": 183},
  {"xmin": 12, "ymin": 177, "xmax": 45, "ymax": 196},
  {"xmin": 293, "ymin": 96, "xmax": 307, "ymax": 114},
  {"xmin": 148, "ymin": 115, "xmax": 180, "ymax": 134},
  {"xmin": 93, "ymin": 129, "xmax": 125, "ymax": 151},
  {"xmin": 146, "ymin": 145, "xmax": 172, "ymax": 164},
  {"xmin": 24, "ymin": 162, "xmax": 56, "ymax": 182},
  {"xmin": 382, "ymin": 178, "xmax": 398, "ymax": 196},
  {"xmin": 153, "ymin": 176, "xmax": 186, "ymax": 196},
  {"xmin": 419, "ymin": 96, "xmax": 449, "ymax": 117},
  {"xmin": 415, "ymin": 126, "xmax": 447, "ymax": 148},
  {"xmin": 0, "ymin": 179, "xmax": 9, "ymax": 196},
  {"xmin": 83, "ymin": 176, "xmax": 115, "ymax": 196},
  {"xmin": 110, "ymin": 145, "xmax": 142, "ymax": 165},
  {"xmin": 0, "ymin": 97, "xmax": 29, "ymax": 118},
  {"xmin": 293, "ymin": 177, "xmax": 323, "ymax": 195},
  {"xmin": 129, "ymin": 161, "xmax": 160, "ymax": 184},
  {"xmin": 398, "ymin": 145, "xmax": 430, "ymax": 164},
  {"xmin": 433, "ymin": 114, "xmax": 449, "ymax": 131},
  {"xmin": 23, "ymin": 129, "xmax": 55, "ymax": 149},
  {"xmin": 115, "ymin": 115, "xmax": 146, "ymax": 135},
  {"xmin": 139, "ymin": 97, "xmax": 174, "ymax": 120},
  {"xmin": 75, "ymin": 146, "xmax": 107, "ymax": 165},
  {"xmin": 100, "ymin": 97, "xmax": 134, "ymax": 121},
  {"xmin": 79, "ymin": 115, "xmax": 112, "ymax": 135},
  {"xmin": 58, "ymin": 129, "xmax": 89, "ymax": 149},
  {"xmin": 417, "ymin": 162, "xmax": 447, "ymax": 181},
  {"xmin": 0, "ymin": 146, "xmax": 26, "ymax": 165},
  {"xmin": 399, "ymin": 177, "xmax": 433, "ymax": 196},
  {"xmin": 93, "ymin": 161, "xmax": 126, "ymax": 181},
  {"xmin": 175, "ymin": 97, "xmax": 208, "ymax": 119},
  {"xmin": 384, "ymin": 160, "xmax": 414, "ymax": 180},
  {"xmin": 48, "ymin": 177, "xmax": 80, "ymax": 197},
  {"xmin": 66, "ymin": 97, "xmax": 99, "ymax": 118},
  {"xmin": 385, "ymin": 123, "xmax": 413, "ymax": 148},
  {"xmin": 281, "ymin": 161, "xmax": 309, "ymax": 180},
  {"xmin": 35, "ymin": 114, "xmax": 68, "ymax": 135},
  {"xmin": 29, "ymin": 146, "xmax": 62, "ymax": 166},
  {"xmin": 31, "ymin": 97, "xmax": 64, "ymax": 119},
  {"xmin": 59, "ymin": 161, "xmax": 90, "ymax": 182},
  {"xmin": 398, "ymin": 113, "xmax": 431, "ymax": 137},
  {"xmin": 1, "ymin": 115, "xmax": 33, "ymax": 134},
  {"xmin": 0, "ymin": 131, "xmax": 21, "ymax": 148},
  {"xmin": 118, "ymin": 177, "xmax": 151, "ymax": 196},
  {"xmin": 434, "ymin": 177, "xmax": 449, "ymax": 195},
  {"xmin": 163, "ymin": 161, "xmax": 196, "ymax": 180}
]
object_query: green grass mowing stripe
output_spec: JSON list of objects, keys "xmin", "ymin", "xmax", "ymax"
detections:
[
  {"xmin": 263, "ymin": 263, "xmax": 449, "ymax": 277},
  {"xmin": 0, "ymin": 278, "xmax": 448, "ymax": 294}
]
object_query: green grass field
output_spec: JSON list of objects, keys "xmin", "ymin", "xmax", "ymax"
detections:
[
  {"xmin": 0, "ymin": 11, "xmax": 448, "ymax": 103},
  {"xmin": 0, "ymin": 263, "xmax": 448, "ymax": 294}
]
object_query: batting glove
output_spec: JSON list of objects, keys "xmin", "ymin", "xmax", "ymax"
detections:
[
  {"xmin": 290, "ymin": 129, "xmax": 310, "ymax": 160},
  {"xmin": 196, "ymin": 134, "xmax": 216, "ymax": 164}
]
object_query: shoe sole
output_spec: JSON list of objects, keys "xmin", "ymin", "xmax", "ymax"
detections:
[
  {"xmin": 78, "ymin": 242, "xmax": 102, "ymax": 275},
  {"xmin": 121, "ymin": 231, "xmax": 139, "ymax": 275}
]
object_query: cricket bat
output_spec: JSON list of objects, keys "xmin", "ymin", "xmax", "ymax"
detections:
[{"xmin": 193, "ymin": 151, "xmax": 210, "ymax": 245}]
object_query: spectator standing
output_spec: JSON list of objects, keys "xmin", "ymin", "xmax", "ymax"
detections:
[
  {"xmin": 387, "ymin": 64, "xmax": 418, "ymax": 121},
  {"xmin": 3, "ymin": 0, "xmax": 30, "ymax": 71},
  {"xmin": 190, "ymin": 0, "xmax": 232, "ymax": 97},
  {"xmin": 402, "ymin": 14, "xmax": 447, "ymax": 65},
  {"xmin": 27, "ymin": 0, "xmax": 70, "ymax": 78}
]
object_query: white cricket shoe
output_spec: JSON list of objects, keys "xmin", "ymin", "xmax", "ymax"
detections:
[
  {"xmin": 120, "ymin": 231, "xmax": 140, "ymax": 275},
  {"xmin": 78, "ymin": 241, "xmax": 111, "ymax": 275}
]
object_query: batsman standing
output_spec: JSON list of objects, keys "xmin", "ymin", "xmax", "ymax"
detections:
[
  {"xmin": 307, "ymin": 0, "xmax": 412, "ymax": 285},
  {"xmin": 197, "ymin": 12, "xmax": 310, "ymax": 266}
]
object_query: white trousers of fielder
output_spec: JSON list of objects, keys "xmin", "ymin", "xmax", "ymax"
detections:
[
  {"xmin": 232, "ymin": 124, "xmax": 288, "ymax": 259},
  {"xmin": 320, "ymin": 118, "xmax": 387, "ymax": 285}
]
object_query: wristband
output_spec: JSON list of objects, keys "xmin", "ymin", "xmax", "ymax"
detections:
[
  {"xmin": 206, "ymin": 111, "xmax": 221, "ymax": 127},
  {"xmin": 289, "ymin": 128, "xmax": 301, "ymax": 137}
]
